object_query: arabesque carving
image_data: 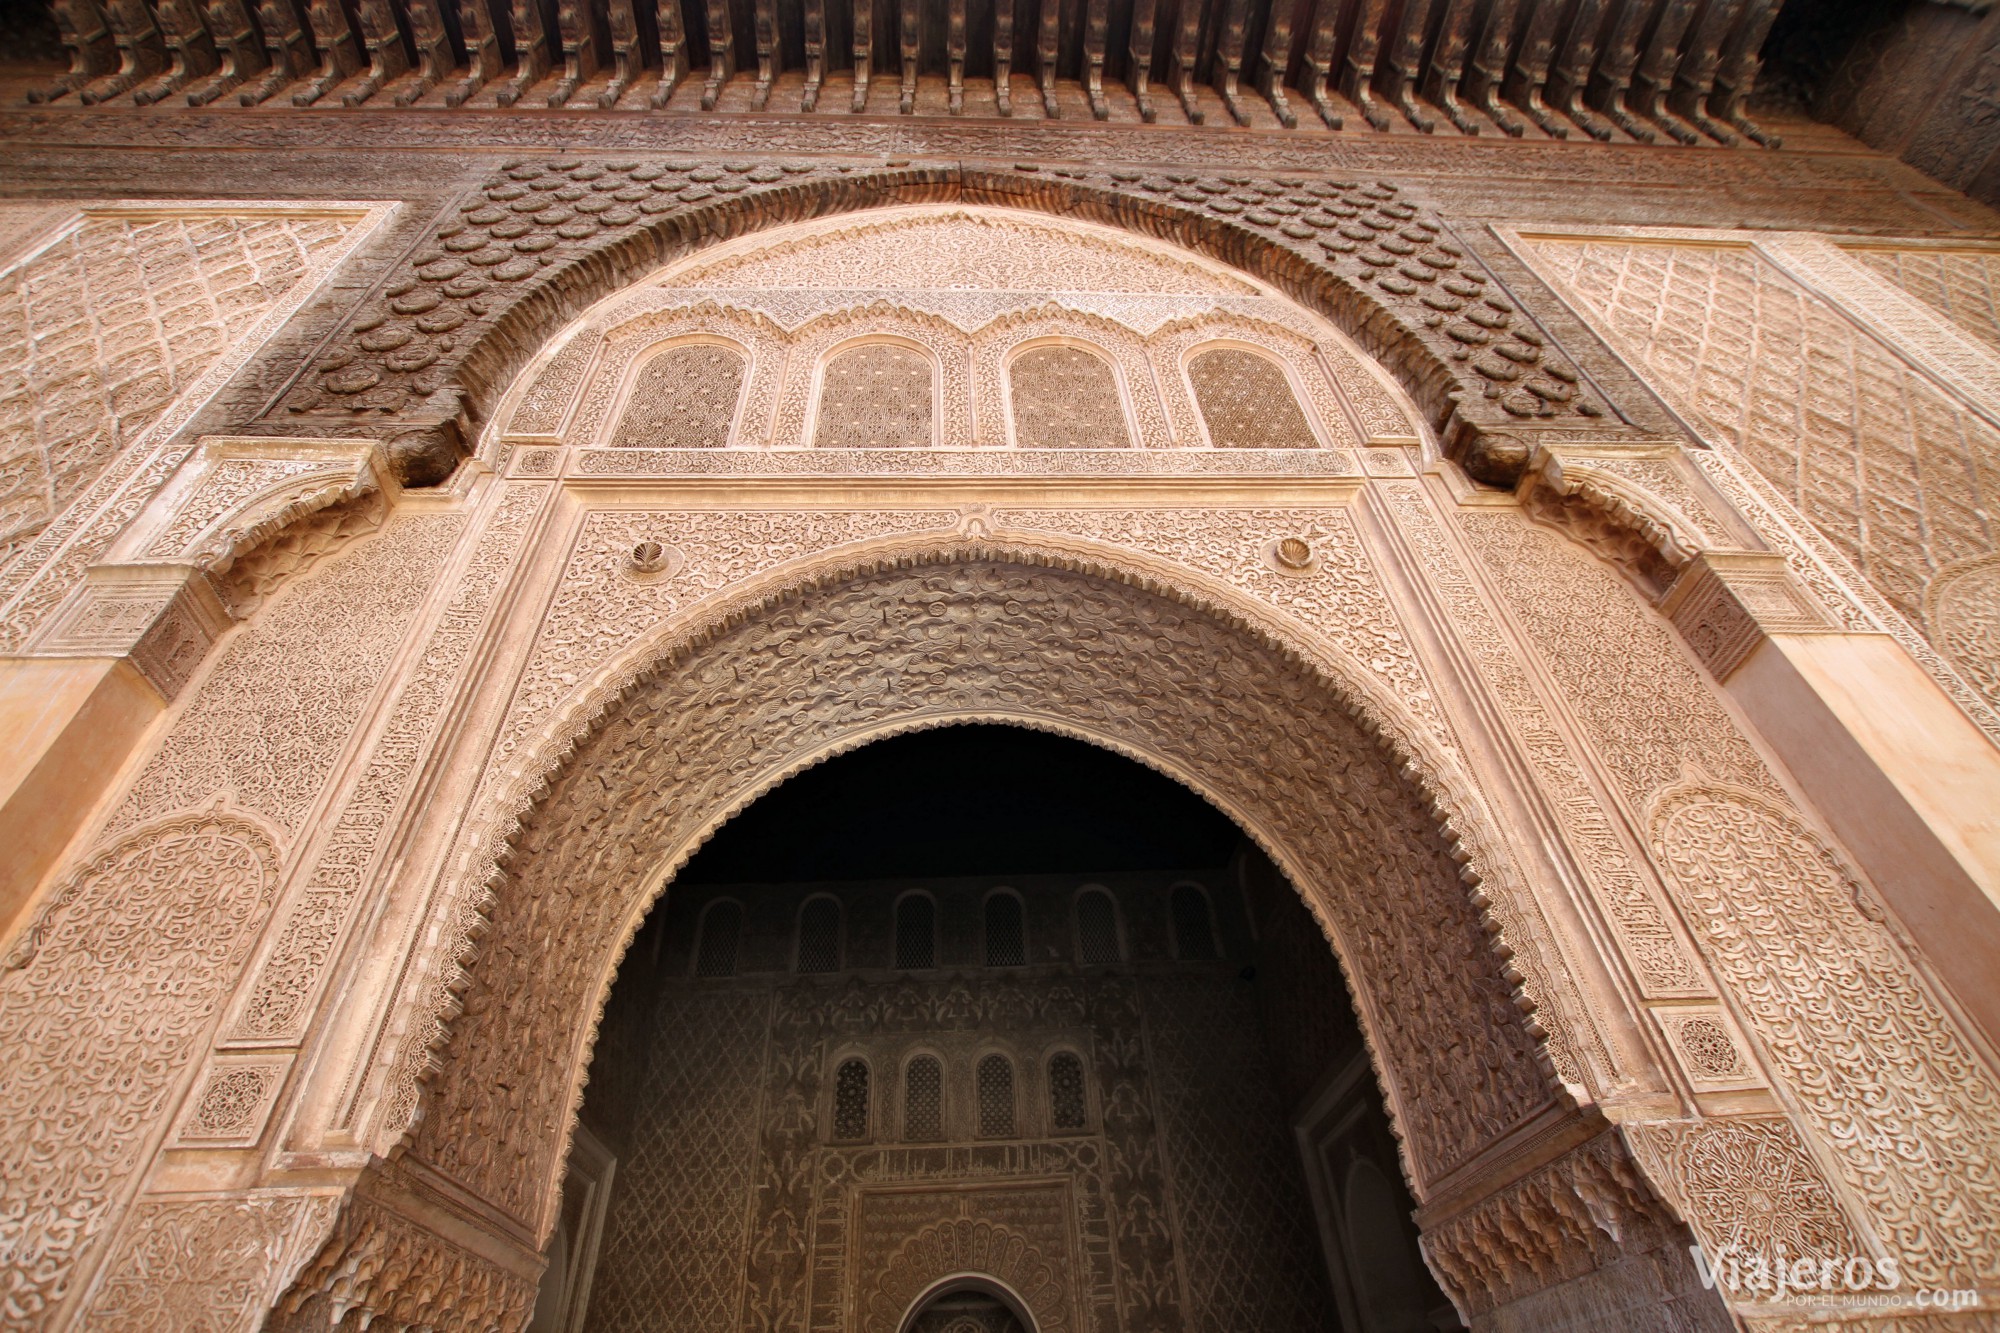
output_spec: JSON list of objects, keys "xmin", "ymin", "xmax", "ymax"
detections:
[
  {"xmin": 0, "ymin": 810, "xmax": 280, "ymax": 1327},
  {"xmin": 864, "ymin": 1219, "xmax": 1068, "ymax": 1332},
  {"xmin": 80, "ymin": 1192, "xmax": 337, "ymax": 1333}
]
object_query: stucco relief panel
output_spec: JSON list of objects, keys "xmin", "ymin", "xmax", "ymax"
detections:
[
  {"xmin": 110, "ymin": 513, "xmax": 464, "ymax": 840},
  {"xmin": 0, "ymin": 203, "xmax": 388, "ymax": 654},
  {"xmin": 1461, "ymin": 508, "xmax": 2000, "ymax": 1289}
]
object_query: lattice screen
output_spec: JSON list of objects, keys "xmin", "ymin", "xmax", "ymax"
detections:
[
  {"xmin": 814, "ymin": 343, "xmax": 935, "ymax": 447},
  {"xmin": 976, "ymin": 1054, "xmax": 1016, "ymax": 1138},
  {"xmin": 833, "ymin": 1058, "xmax": 871, "ymax": 1141},
  {"xmin": 1048, "ymin": 1052, "xmax": 1087, "ymax": 1130},
  {"xmin": 1187, "ymin": 348, "xmax": 1320, "ymax": 449},
  {"xmin": 694, "ymin": 901, "xmax": 743, "ymax": 977},
  {"xmin": 610, "ymin": 343, "xmax": 746, "ymax": 448},
  {"xmin": 1075, "ymin": 890, "xmax": 1120, "ymax": 963},
  {"xmin": 1009, "ymin": 345, "xmax": 1132, "ymax": 448},
  {"xmin": 905, "ymin": 1055, "xmax": 944, "ymax": 1140},
  {"xmin": 984, "ymin": 894, "xmax": 1026, "ymax": 967},
  {"xmin": 896, "ymin": 896, "xmax": 937, "ymax": 970},
  {"xmin": 797, "ymin": 897, "xmax": 841, "ymax": 972}
]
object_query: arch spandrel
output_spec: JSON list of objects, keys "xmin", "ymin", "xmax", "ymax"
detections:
[{"xmin": 388, "ymin": 535, "xmax": 1578, "ymax": 1256}]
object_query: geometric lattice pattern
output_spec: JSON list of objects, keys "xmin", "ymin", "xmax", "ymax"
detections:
[
  {"xmin": 1527, "ymin": 239, "xmax": 2000, "ymax": 634},
  {"xmin": 1170, "ymin": 885, "xmax": 1218, "ymax": 961},
  {"xmin": 797, "ymin": 896, "xmax": 842, "ymax": 972},
  {"xmin": 897, "ymin": 896, "xmax": 937, "ymax": 970},
  {"xmin": 1075, "ymin": 890, "xmax": 1121, "ymax": 964},
  {"xmin": 815, "ymin": 343, "xmax": 935, "ymax": 448},
  {"xmin": 694, "ymin": 901, "xmax": 742, "ymax": 978},
  {"xmin": 976, "ymin": 1054, "xmax": 1016, "ymax": 1138},
  {"xmin": 1188, "ymin": 348, "xmax": 1320, "ymax": 449},
  {"xmin": 984, "ymin": 894, "xmax": 1026, "ymax": 967},
  {"xmin": 1009, "ymin": 345, "xmax": 1131, "ymax": 448},
  {"xmin": 834, "ymin": 1058, "xmax": 871, "ymax": 1141},
  {"xmin": 610, "ymin": 342, "xmax": 747, "ymax": 448},
  {"xmin": 0, "ymin": 211, "xmax": 357, "ymax": 556},
  {"xmin": 585, "ymin": 989, "xmax": 769, "ymax": 1333},
  {"xmin": 1048, "ymin": 1052, "xmax": 1087, "ymax": 1131},
  {"xmin": 1849, "ymin": 247, "xmax": 2000, "ymax": 356},
  {"xmin": 905, "ymin": 1055, "xmax": 945, "ymax": 1140}
]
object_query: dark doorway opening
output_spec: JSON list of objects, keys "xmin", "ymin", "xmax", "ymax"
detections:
[{"xmin": 532, "ymin": 723, "xmax": 1464, "ymax": 1333}]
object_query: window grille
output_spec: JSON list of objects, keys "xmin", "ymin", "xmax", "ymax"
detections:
[
  {"xmin": 1171, "ymin": 884, "xmax": 1218, "ymax": 961},
  {"xmin": 905, "ymin": 1056, "xmax": 944, "ymax": 1140},
  {"xmin": 1075, "ymin": 889, "xmax": 1120, "ymax": 963},
  {"xmin": 610, "ymin": 343, "xmax": 745, "ymax": 448},
  {"xmin": 797, "ymin": 897, "xmax": 841, "ymax": 972},
  {"xmin": 984, "ymin": 894, "xmax": 1026, "ymax": 967},
  {"xmin": 896, "ymin": 896, "xmax": 936, "ymax": 970},
  {"xmin": 815, "ymin": 343, "xmax": 935, "ymax": 447},
  {"xmin": 1188, "ymin": 347, "xmax": 1319, "ymax": 449},
  {"xmin": 1009, "ymin": 344, "xmax": 1131, "ymax": 448},
  {"xmin": 1048, "ymin": 1052, "xmax": 1087, "ymax": 1130},
  {"xmin": 694, "ymin": 900, "xmax": 743, "ymax": 977},
  {"xmin": 832, "ymin": 1059, "xmax": 870, "ymax": 1141},
  {"xmin": 976, "ymin": 1054, "xmax": 1015, "ymax": 1138}
]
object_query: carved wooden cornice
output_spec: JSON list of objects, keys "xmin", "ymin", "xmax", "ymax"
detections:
[{"xmin": 27, "ymin": 0, "xmax": 1787, "ymax": 151}]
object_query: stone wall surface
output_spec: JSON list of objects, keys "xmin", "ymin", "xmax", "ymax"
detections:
[{"xmin": 0, "ymin": 98, "xmax": 1996, "ymax": 1332}]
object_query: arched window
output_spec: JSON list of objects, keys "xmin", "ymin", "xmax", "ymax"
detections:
[
  {"xmin": 1074, "ymin": 888, "xmax": 1121, "ymax": 964},
  {"xmin": 694, "ymin": 900, "xmax": 743, "ymax": 977},
  {"xmin": 904, "ymin": 1055, "xmax": 944, "ymax": 1140},
  {"xmin": 1048, "ymin": 1052, "xmax": 1087, "ymax": 1130},
  {"xmin": 1008, "ymin": 344, "xmax": 1131, "ymax": 448},
  {"xmin": 984, "ymin": 892, "xmax": 1026, "ymax": 967},
  {"xmin": 896, "ymin": 894, "xmax": 937, "ymax": 970},
  {"xmin": 832, "ymin": 1058, "xmax": 870, "ymax": 1141},
  {"xmin": 814, "ymin": 343, "xmax": 935, "ymax": 447},
  {"xmin": 976, "ymin": 1054, "xmax": 1015, "ymax": 1138},
  {"xmin": 1188, "ymin": 346, "xmax": 1319, "ymax": 449},
  {"xmin": 796, "ymin": 896, "xmax": 842, "ymax": 972},
  {"xmin": 1170, "ymin": 883, "xmax": 1218, "ymax": 961},
  {"xmin": 610, "ymin": 342, "xmax": 746, "ymax": 448}
]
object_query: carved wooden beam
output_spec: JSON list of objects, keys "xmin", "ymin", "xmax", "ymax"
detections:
[
  {"xmin": 752, "ymin": 0, "xmax": 780, "ymax": 106},
  {"xmin": 445, "ymin": 0, "xmax": 506, "ymax": 106},
  {"xmin": 802, "ymin": 0, "xmax": 825, "ymax": 107},
  {"xmin": 947, "ymin": 0, "xmax": 968, "ymax": 111},
  {"xmin": 1127, "ymin": 0, "xmax": 1158, "ymax": 119},
  {"xmin": 28, "ymin": 0, "xmax": 114, "ymax": 102},
  {"xmin": 900, "ymin": 0, "xmax": 921, "ymax": 111},
  {"xmin": 1254, "ymin": 0, "xmax": 1297, "ymax": 126},
  {"xmin": 239, "ymin": 0, "xmax": 315, "ymax": 104},
  {"xmin": 1297, "ymin": 0, "xmax": 1344, "ymax": 129},
  {"xmin": 1633, "ymin": 0, "xmax": 1701, "ymax": 142},
  {"xmin": 1463, "ymin": 0, "xmax": 1525, "ymax": 135},
  {"xmin": 289, "ymin": 0, "xmax": 360, "ymax": 105},
  {"xmin": 853, "ymin": 0, "xmax": 874, "ymax": 110},
  {"xmin": 1669, "ymin": 0, "xmax": 1743, "ymax": 144},
  {"xmin": 1545, "ymin": 0, "xmax": 1614, "ymax": 139},
  {"xmin": 1037, "ymin": 0, "xmax": 1062, "ymax": 116},
  {"xmin": 494, "ymin": 0, "xmax": 553, "ymax": 105},
  {"xmin": 652, "ymin": 0, "xmax": 688, "ymax": 104},
  {"xmin": 1084, "ymin": 0, "xmax": 1111, "ymax": 118},
  {"xmin": 1170, "ymin": 0, "xmax": 1205, "ymax": 122},
  {"xmin": 601, "ymin": 0, "xmax": 643, "ymax": 105},
  {"xmin": 996, "ymin": 0, "xmax": 1016, "ymax": 112},
  {"xmin": 1421, "ymin": 0, "xmax": 1482, "ymax": 134},
  {"xmin": 702, "ymin": 0, "xmax": 736, "ymax": 107},
  {"xmin": 395, "ymin": 0, "xmax": 456, "ymax": 105},
  {"xmin": 1340, "ymin": 0, "xmax": 1390, "ymax": 131},
  {"xmin": 1378, "ymin": 0, "xmax": 1437, "ymax": 131},
  {"xmin": 339, "ymin": 0, "xmax": 411, "ymax": 106},
  {"xmin": 185, "ymin": 0, "xmax": 267, "ymax": 105},
  {"xmin": 131, "ymin": 0, "xmax": 218, "ymax": 105},
  {"xmin": 1213, "ymin": 0, "xmax": 1254, "ymax": 124},
  {"xmin": 1503, "ymin": 0, "xmax": 1570, "ymax": 138},
  {"xmin": 1712, "ymin": 0, "xmax": 1780, "ymax": 147},
  {"xmin": 1589, "ymin": 0, "xmax": 1655, "ymax": 141}
]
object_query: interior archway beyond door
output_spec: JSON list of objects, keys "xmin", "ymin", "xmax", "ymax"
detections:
[
  {"xmin": 901, "ymin": 1278, "xmax": 1037, "ymax": 1333},
  {"xmin": 407, "ymin": 551, "xmax": 1560, "ymax": 1259}
]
